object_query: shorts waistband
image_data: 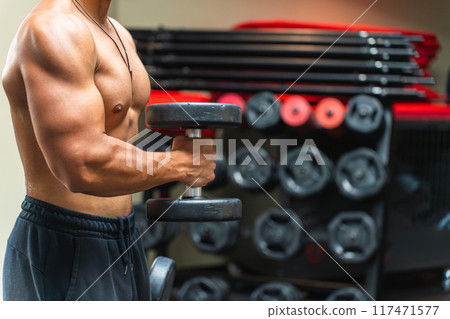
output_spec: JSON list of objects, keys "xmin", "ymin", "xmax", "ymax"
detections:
[{"xmin": 20, "ymin": 195, "xmax": 136, "ymax": 239}]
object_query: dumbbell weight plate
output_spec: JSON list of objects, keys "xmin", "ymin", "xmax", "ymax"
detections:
[
  {"xmin": 280, "ymin": 95, "xmax": 312, "ymax": 128},
  {"xmin": 345, "ymin": 95, "xmax": 384, "ymax": 134},
  {"xmin": 251, "ymin": 282, "xmax": 301, "ymax": 301},
  {"xmin": 216, "ymin": 92, "xmax": 246, "ymax": 116},
  {"xmin": 146, "ymin": 102, "xmax": 242, "ymax": 129},
  {"xmin": 228, "ymin": 147, "xmax": 276, "ymax": 190},
  {"xmin": 189, "ymin": 221, "xmax": 240, "ymax": 254},
  {"xmin": 335, "ymin": 148, "xmax": 386, "ymax": 200},
  {"xmin": 147, "ymin": 197, "xmax": 242, "ymax": 222},
  {"xmin": 253, "ymin": 208, "xmax": 303, "ymax": 261},
  {"xmin": 279, "ymin": 146, "xmax": 333, "ymax": 198},
  {"xmin": 328, "ymin": 212, "xmax": 377, "ymax": 264},
  {"xmin": 134, "ymin": 204, "xmax": 179, "ymax": 249},
  {"xmin": 149, "ymin": 256, "xmax": 176, "ymax": 301},
  {"xmin": 245, "ymin": 91, "xmax": 282, "ymax": 131},
  {"xmin": 315, "ymin": 97, "xmax": 347, "ymax": 130},
  {"xmin": 178, "ymin": 277, "xmax": 230, "ymax": 301},
  {"xmin": 326, "ymin": 287, "xmax": 369, "ymax": 301}
]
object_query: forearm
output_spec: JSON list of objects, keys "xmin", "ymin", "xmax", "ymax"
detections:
[{"xmin": 69, "ymin": 135, "xmax": 186, "ymax": 197}]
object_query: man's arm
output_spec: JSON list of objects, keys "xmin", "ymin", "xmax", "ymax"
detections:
[{"xmin": 20, "ymin": 15, "xmax": 215, "ymax": 197}]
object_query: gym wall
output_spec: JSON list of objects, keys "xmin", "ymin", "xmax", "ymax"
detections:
[
  {"xmin": 0, "ymin": 0, "xmax": 40, "ymax": 300},
  {"xmin": 0, "ymin": 0, "xmax": 448, "ymax": 300}
]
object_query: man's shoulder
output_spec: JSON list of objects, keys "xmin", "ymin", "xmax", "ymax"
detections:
[
  {"xmin": 108, "ymin": 17, "xmax": 135, "ymax": 47},
  {"xmin": 20, "ymin": 11, "xmax": 96, "ymax": 59}
]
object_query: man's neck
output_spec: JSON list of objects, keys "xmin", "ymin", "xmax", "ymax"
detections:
[{"xmin": 74, "ymin": 0, "xmax": 111, "ymax": 26}]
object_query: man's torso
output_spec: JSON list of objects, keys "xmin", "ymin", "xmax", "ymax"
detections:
[{"xmin": 2, "ymin": 0, "xmax": 151, "ymax": 217}]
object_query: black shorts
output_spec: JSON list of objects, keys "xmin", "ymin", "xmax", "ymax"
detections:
[{"xmin": 3, "ymin": 196, "xmax": 150, "ymax": 301}]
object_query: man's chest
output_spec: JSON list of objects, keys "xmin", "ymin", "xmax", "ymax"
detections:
[{"xmin": 92, "ymin": 32, "xmax": 151, "ymax": 138}]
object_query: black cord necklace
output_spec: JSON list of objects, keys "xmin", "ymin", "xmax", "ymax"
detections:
[{"xmin": 73, "ymin": 0, "xmax": 133, "ymax": 81}]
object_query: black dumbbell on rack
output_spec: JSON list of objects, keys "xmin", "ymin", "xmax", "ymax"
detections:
[
  {"xmin": 189, "ymin": 220, "xmax": 240, "ymax": 254},
  {"xmin": 253, "ymin": 208, "xmax": 304, "ymax": 261},
  {"xmin": 335, "ymin": 148, "xmax": 387, "ymax": 200},
  {"xmin": 278, "ymin": 146, "xmax": 334, "ymax": 198},
  {"xmin": 328, "ymin": 211, "xmax": 378, "ymax": 264},
  {"xmin": 345, "ymin": 95, "xmax": 385, "ymax": 135},
  {"xmin": 326, "ymin": 287, "xmax": 369, "ymax": 301},
  {"xmin": 228, "ymin": 146, "xmax": 277, "ymax": 191},
  {"xmin": 251, "ymin": 282, "xmax": 302, "ymax": 301},
  {"xmin": 178, "ymin": 277, "xmax": 230, "ymax": 301},
  {"xmin": 245, "ymin": 91, "xmax": 282, "ymax": 131}
]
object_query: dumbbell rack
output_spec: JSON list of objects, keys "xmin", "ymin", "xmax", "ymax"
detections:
[
  {"xmin": 282, "ymin": 104, "xmax": 393, "ymax": 300},
  {"xmin": 130, "ymin": 22, "xmax": 442, "ymax": 301}
]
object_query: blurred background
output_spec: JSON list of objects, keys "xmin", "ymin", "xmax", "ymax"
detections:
[{"xmin": 1, "ymin": 0, "xmax": 449, "ymax": 300}]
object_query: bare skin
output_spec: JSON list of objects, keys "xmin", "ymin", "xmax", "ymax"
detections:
[{"xmin": 2, "ymin": 0, "xmax": 216, "ymax": 217}]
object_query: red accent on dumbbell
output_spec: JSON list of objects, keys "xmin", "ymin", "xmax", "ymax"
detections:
[
  {"xmin": 280, "ymin": 95, "xmax": 312, "ymax": 127},
  {"xmin": 217, "ymin": 93, "xmax": 246, "ymax": 116},
  {"xmin": 315, "ymin": 97, "xmax": 346, "ymax": 129}
]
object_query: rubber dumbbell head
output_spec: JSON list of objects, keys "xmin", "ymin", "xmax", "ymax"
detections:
[
  {"xmin": 280, "ymin": 95, "xmax": 312, "ymax": 128},
  {"xmin": 335, "ymin": 148, "xmax": 386, "ymax": 200},
  {"xmin": 326, "ymin": 287, "xmax": 369, "ymax": 301},
  {"xmin": 328, "ymin": 212, "xmax": 378, "ymax": 264},
  {"xmin": 345, "ymin": 95, "xmax": 384, "ymax": 134},
  {"xmin": 178, "ymin": 277, "xmax": 230, "ymax": 301},
  {"xmin": 149, "ymin": 256, "xmax": 176, "ymax": 301},
  {"xmin": 315, "ymin": 97, "xmax": 347, "ymax": 130},
  {"xmin": 278, "ymin": 146, "xmax": 333, "ymax": 198},
  {"xmin": 228, "ymin": 146, "xmax": 277, "ymax": 191},
  {"xmin": 251, "ymin": 282, "xmax": 301, "ymax": 301},
  {"xmin": 189, "ymin": 221, "xmax": 240, "ymax": 254},
  {"xmin": 244, "ymin": 91, "xmax": 282, "ymax": 131},
  {"xmin": 217, "ymin": 93, "xmax": 246, "ymax": 117},
  {"xmin": 253, "ymin": 208, "xmax": 303, "ymax": 261}
]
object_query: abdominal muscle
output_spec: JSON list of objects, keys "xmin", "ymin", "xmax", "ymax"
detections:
[{"xmin": 23, "ymin": 144, "xmax": 133, "ymax": 218}]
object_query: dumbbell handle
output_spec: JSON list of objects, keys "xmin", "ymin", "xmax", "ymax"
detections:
[{"xmin": 185, "ymin": 129, "xmax": 203, "ymax": 198}]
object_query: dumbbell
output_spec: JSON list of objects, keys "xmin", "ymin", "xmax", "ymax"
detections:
[
  {"xmin": 328, "ymin": 212, "xmax": 378, "ymax": 264},
  {"xmin": 178, "ymin": 277, "xmax": 230, "ymax": 301},
  {"xmin": 335, "ymin": 148, "xmax": 387, "ymax": 200},
  {"xmin": 228, "ymin": 146, "xmax": 277, "ymax": 191},
  {"xmin": 253, "ymin": 208, "xmax": 303, "ymax": 261},
  {"xmin": 148, "ymin": 256, "xmax": 176, "ymax": 301},
  {"xmin": 216, "ymin": 92, "xmax": 246, "ymax": 118},
  {"xmin": 280, "ymin": 95, "xmax": 314, "ymax": 129},
  {"xmin": 245, "ymin": 91, "xmax": 282, "ymax": 131},
  {"xmin": 134, "ymin": 204, "xmax": 179, "ymax": 250},
  {"xmin": 146, "ymin": 102, "xmax": 242, "ymax": 222},
  {"xmin": 315, "ymin": 97, "xmax": 347, "ymax": 132},
  {"xmin": 345, "ymin": 95, "xmax": 384, "ymax": 134},
  {"xmin": 189, "ymin": 221, "xmax": 240, "ymax": 254},
  {"xmin": 278, "ymin": 146, "xmax": 334, "ymax": 198},
  {"xmin": 326, "ymin": 287, "xmax": 369, "ymax": 301},
  {"xmin": 251, "ymin": 282, "xmax": 302, "ymax": 301}
]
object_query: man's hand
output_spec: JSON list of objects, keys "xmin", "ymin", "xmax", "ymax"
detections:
[{"xmin": 172, "ymin": 136, "xmax": 217, "ymax": 187}]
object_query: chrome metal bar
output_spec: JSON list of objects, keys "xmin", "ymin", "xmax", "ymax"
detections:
[{"xmin": 185, "ymin": 129, "xmax": 202, "ymax": 197}]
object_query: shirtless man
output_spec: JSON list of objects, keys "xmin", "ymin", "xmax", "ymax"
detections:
[{"xmin": 2, "ymin": 0, "xmax": 216, "ymax": 300}]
